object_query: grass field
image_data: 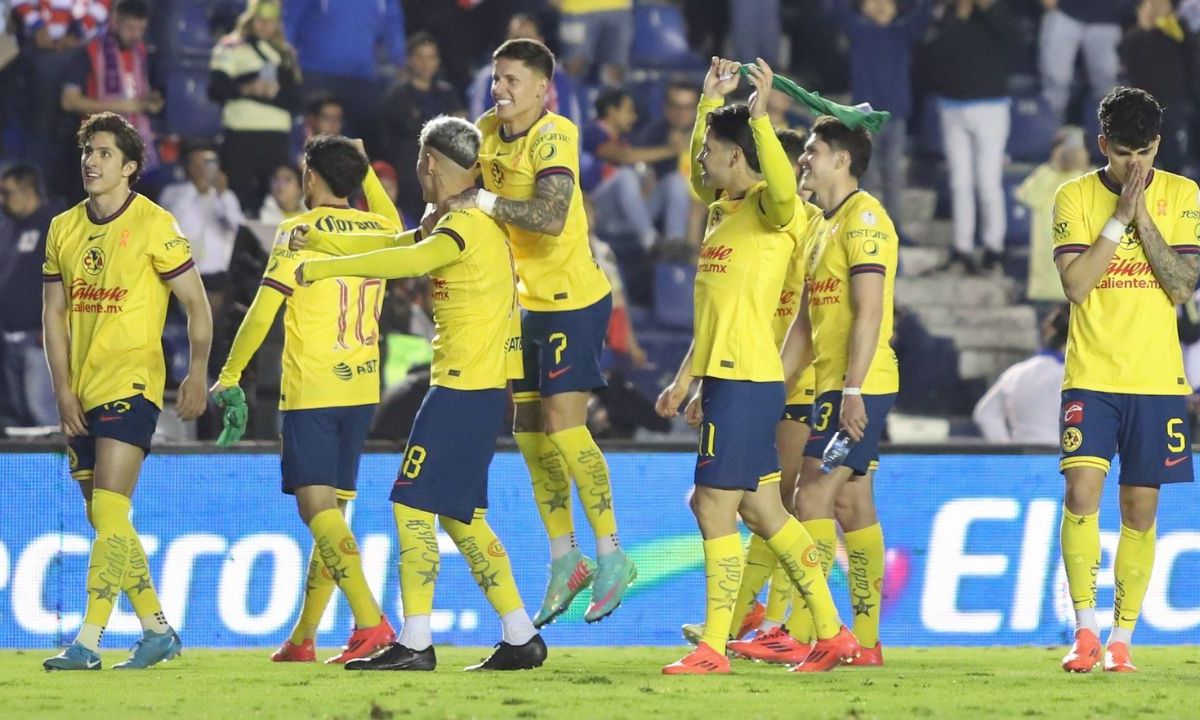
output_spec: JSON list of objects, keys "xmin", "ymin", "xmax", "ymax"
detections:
[{"xmin": 3, "ymin": 646, "xmax": 1197, "ymax": 719}]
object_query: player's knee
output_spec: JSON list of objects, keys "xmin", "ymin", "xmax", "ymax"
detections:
[
  {"xmin": 513, "ymin": 402, "xmax": 543, "ymax": 434},
  {"xmin": 1118, "ymin": 489, "xmax": 1159, "ymax": 531},
  {"xmin": 1063, "ymin": 483, "xmax": 1102, "ymax": 515}
]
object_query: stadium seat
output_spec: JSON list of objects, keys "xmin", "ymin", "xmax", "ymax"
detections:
[
  {"xmin": 652, "ymin": 262, "xmax": 695, "ymax": 329},
  {"xmin": 1006, "ymin": 94, "xmax": 1058, "ymax": 163},
  {"xmin": 1003, "ymin": 168, "xmax": 1032, "ymax": 247},
  {"xmin": 165, "ymin": 69, "xmax": 223, "ymax": 139},
  {"xmin": 631, "ymin": 2, "xmax": 704, "ymax": 70}
]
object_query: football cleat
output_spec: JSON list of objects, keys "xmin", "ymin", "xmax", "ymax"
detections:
[
  {"xmin": 846, "ymin": 642, "xmax": 884, "ymax": 667},
  {"xmin": 585, "ymin": 550, "xmax": 637, "ymax": 623},
  {"xmin": 679, "ymin": 601, "xmax": 766, "ymax": 646},
  {"xmin": 345, "ymin": 642, "xmax": 436, "ymax": 671},
  {"xmin": 43, "ymin": 642, "xmax": 102, "ymax": 671},
  {"xmin": 790, "ymin": 626, "xmax": 860, "ymax": 672},
  {"xmin": 325, "ymin": 615, "xmax": 396, "ymax": 664},
  {"xmin": 1061, "ymin": 629, "xmax": 1101, "ymax": 673},
  {"xmin": 271, "ymin": 638, "xmax": 316, "ymax": 663},
  {"xmin": 113, "ymin": 628, "xmax": 183, "ymax": 669},
  {"xmin": 662, "ymin": 642, "xmax": 731, "ymax": 675},
  {"xmin": 465, "ymin": 634, "xmax": 547, "ymax": 671},
  {"xmin": 1103, "ymin": 642, "xmax": 1137, "ymax": 673},
  {"xmin": 727, "ymin": 626, "xmax": 812, "ymax": 664},
  {"xmin": 533, "ymin": 550, "xmax": 596, "ymax": 628}
]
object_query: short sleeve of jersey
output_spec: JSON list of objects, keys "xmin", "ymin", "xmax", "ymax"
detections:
[
  {"xmin": 42, "ymin": 217, "xmax": 62, "ymax": 281},
  {"xmin": 148, "ymin": 213, "xmax": 195, "ymax": 280},
  {"xmin": 842, "ymin": 206, "xmax": 892, "ymax": 276},
  {"xmin": 529, "ymin": 119, "xmax": 579, "ymax": 185},
  {"xmin": 1052, "ymin": 182, "xmax": 1092, "ymax": 258},
  {"xmin": 1170, "ymin": 180, "xmax": 1200, "ymax": 251},
  {"xmin": 261, "ymin": 232, "xmax": 302, "ymax": 297}
]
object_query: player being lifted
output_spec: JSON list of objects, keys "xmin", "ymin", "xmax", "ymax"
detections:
[
  {"xmin": 212, "ymin": 135, "xmax": 397, "ymax": 664},
  {"xmin": 445, "ymin": 38, "xmax": 636, "ymax": 626},
  {"xmin": 656, "ymin": 57, "xmax": 859, "ymax": 674},
  {"xmin": 295, "ymin": 116, "xmax": 546, "ymax": 672},
  {"xmin": 1053, "ymin": 87, "xmax": 1200, "ymax": 673},
  {"xmin": 43, "ymin": 112, "xmax": 211, "ymax": 670}
]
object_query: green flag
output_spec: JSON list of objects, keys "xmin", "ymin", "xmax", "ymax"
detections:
[{"xmin": 736, "ymin": 65, "xmax": 891, "ymax": 133}]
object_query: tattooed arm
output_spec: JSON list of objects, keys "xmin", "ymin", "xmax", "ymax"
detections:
[
  {"xmin": 446, "ymin": 173, "xmax": 574, "ymax": 236},
  {"xmin": 1136, "ymin": 206, "xmax": 1200, "ymax": 305}
]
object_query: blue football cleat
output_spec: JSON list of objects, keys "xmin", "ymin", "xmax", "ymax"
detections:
[
  {"xmin": 113, "ymin": 628, "xmax": 183, "ymax": 669},
  {"xmin": 43, "ymin": 642, "xmax": 102, "ymax": 671}
]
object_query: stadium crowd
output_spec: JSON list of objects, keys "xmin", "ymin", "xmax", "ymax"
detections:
[{"xmin": 5, "ymin": 0, "xmax": 1200, "ymax": 443}]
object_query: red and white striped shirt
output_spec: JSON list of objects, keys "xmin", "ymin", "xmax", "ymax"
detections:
[{"xmin": 13, "ymin": 0, "xmax": 110, "ymax": 41}]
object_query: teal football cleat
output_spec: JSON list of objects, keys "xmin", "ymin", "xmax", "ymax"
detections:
[
  {"xmin": 584, "ymin": 549, "xmax": 637, "ymax": 623},
  {"xmin": 43, "ymin": 642, "xmax": 102, "ymax": 671},
  {"xmin": 532, "ymin": 549, "xmax": 596, "ymax": 628},
  {"xmin": 113, "ymin": 628, "xmax": 183, "ymax": 669}
]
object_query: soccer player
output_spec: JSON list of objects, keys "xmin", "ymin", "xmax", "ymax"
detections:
[
  {"xmin": 212, "ymin": 135, "xmax": 397, "ymax": 664},
  {"xmin": 1052, "ymin": 87, "xmax": 1199, "ymax": 673},
  {"xmin": 655, "ymin": 57, "xmax": 858, "ymax": 675},
  {"xmin": 42, "ymin": 112, "xmax": 212, "ymax": 670},
  {"xmin": 296, "ymin": 115, "xmax": 546, "ymax": 672},
  {"xmin": 446, "ymin": 38, "xmax": 636, "ymax": 627},
  {"xmin": 779, "ymin": 114, "xmax": 899, "ymax": 668}
]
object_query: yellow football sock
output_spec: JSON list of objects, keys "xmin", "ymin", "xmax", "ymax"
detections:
[
  {"xmin": 441, "ymin": 509, "xmax": 525, "ymax": 616},
  {"xmin": 309, "ymin": 508, "xmax": 382, "ymax": 629},
  {"xmin": 289, "ymin": 546, "xmax": 337, "ymax": 644},
  {"xmin": 844, "ymin": 523, "xmax": 885, "ymax": 648},
  {"xmin": 393, "ymin": 503, "xmax": 439, "ymax": 618},
  {"xmin": 123, "ymin": 532, "xmax": 169, "ymax": 633},
  {"xmin": 1060, "ymin": 507, "xmax": 1101, "ymax": 610},
  {"xmin": 788, "ymin": 518, "xmax": 838, "ymax": 642},
  {"xmin": 765, "ymin": 563, "xmax": 793, "ymax": 626},
  {"xmin": 548, "ymin": 426, "xmax": 619, "ymax": 544},
  {"xmin": 80, "ymin": 489, "xmax": 133, "ymax": 638},
  {"xmin": 766, "ymin": 518, "xmax": 841, "ymax": 640},
  {"xmin": 729, "ymin": 534, "xmax": 775, "ymax": 635},
  {"xmin": 514, "ymin": 431, "xmax": 576, "ymax": 539},
  {"xmin": 1112, "ymin": 523, "xmax": 1156, "ymax": 633},
  {"xmin": 699, "ymin": 533, "xmax": 743, "ymax": 654}
]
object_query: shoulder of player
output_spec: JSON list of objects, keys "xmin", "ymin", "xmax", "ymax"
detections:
[
  {"xmin": 836, "ymin": 192, "xmax": 894, "ymax": 236},
  {"xmin": 476, "ymin": 108, "xmax": 500, "ymax": 131},
  {"xmin": 49, "ymin": 200, "xmax": 88, "ymax": 234},
  {"xmin": 1055, "ymin": 170, "xmax": 1097, "ymax": 200},
  {"xmin": 1154, "ymin": 168, "xmax": 1200, "ymax": 199},
  {"xmin": 432, "ymin": 209, "xmax": 506, "ymax": 248},
  {"xmin": 530, "ymin": 113, "xmax": 578, "ymax": 147}
]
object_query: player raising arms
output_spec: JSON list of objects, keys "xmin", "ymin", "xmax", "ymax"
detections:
[
  {"xmin": 1053, "ymin": 87, "xmax": 1200, "ymax": 673},
  {"xmin": 212, "ymin": 135, "xmax": 397, "ymax": 664},
  {"xmin": 42, "ymin": 112, "xmax": 212, "ymax": 670},
  {"xmin": 656, "ymin": 57, "xmax": 858, "ymax": 675},
  {"xmin": 296, "ymin": 116, "xmax": 546, "ymax": 672},
  {"xmin": 446, "ymin": 38, "xmax": 635, "ymax": 627}
]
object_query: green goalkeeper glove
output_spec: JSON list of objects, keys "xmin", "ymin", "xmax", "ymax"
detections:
[{"xmin": 214, "ymin": 386, "xmax": 248, "ymax": 448}]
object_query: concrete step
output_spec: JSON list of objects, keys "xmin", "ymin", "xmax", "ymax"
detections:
[
  {"xmin": 917, "ymin": 305, "xmax": 1039, "ymax": 352},
  {"xmin": 897, "ymin": 187, "xmax": 937, "ymax": 227},
  {"xmin": 899, "ymin": 245, "xmax": 947, "ymax": 277},
  {"xmin": 959, "ymin": 348, "xmax": 1033, "ymax": 381},
  {"xmin": 895, "ymin": 275, "xmax": 1016, "ymax": 309},
  {"xmin": 900, "ymin": 217, "xmax": 954, "ymax": 248}
]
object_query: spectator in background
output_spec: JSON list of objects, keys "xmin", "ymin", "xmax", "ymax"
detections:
[
  {"xmin": 583, "ymin": 88, "xmax": 689, "ymax": 251},
  {"xmin": 257, "ymin": 164, "xmax": 305, "ymax": 226},
  {"xmin": 555, "ymin": 0, "xmax": 633, "ymax": 86},
  {"xmin": 922, "ymin": 0, "xmax": 1017, "ymax": 275},
  {"xmin": 300, "ymin": 94, "xmax": 343, "ymax": 143},
  {"xmin": 1039, "ymin": 0, "xmax": 1128, "ymax": 123},
  {"xmin": 731, "ymin": 0, "xmax": 782, "ymax": 68},
  {"xmin": 830, "ymin": 0, "xmax": 933, "ymax": 214},
  {"xmin": 209, "ymin": 0, "xmax": 301, "ymax": 213},
  {"xmin": 0, "ymin": 164, "xmax": 58, "ymax": 427},
  {"xmin": 60, "ymin": 0, "xmax": 162, "ymax": 171},
  {"xmin": 468, "ymin": 13, "xmax": 583, "ymax": 126},
  {"xmin": 973, "ymin": 304, "xmax": 1069, "ymax": 444},
  {"xmin": 381, "ymin": 32, "xmax": 465, "ymax": 224},
  {"xmin": 284, "ymin": 0, "xmax": 406, "ymax": 154},
  {"xmin": 634, "ymin": 79, "xmax": 701, "ymax": 247},
  {"xmin": 1119, "ymin": 0, "xmax": 1194, "ymax": 172},
  {"xmin": 1015, "ymin": 125, "xmax": 1088, "ymax": 304}
]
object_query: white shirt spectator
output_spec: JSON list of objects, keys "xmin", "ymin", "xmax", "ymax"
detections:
[
  {"xmin": 973, "ymin": 351, "xmax": 1065, "ymax": 444},
  {"xmin": 159, "ymin": 181, "xmax": 244, "ymax": 278}
]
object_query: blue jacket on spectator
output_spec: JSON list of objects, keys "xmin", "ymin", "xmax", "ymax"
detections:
[
  {"xmin": 829, "ymin": 0, "xmax": 933, "ymax": 120},
  {"xmin": 284, "ymin": 0, "xmax": 406, "ymax": 79}
]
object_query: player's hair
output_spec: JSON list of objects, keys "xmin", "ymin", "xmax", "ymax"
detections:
[
  {"xmin": 407, "ymin": 30, "xmax": 438, "ymax": 56},
  {"xmin": 77, "ymin": 112, "xmax": 146, "ymax": 185},
  {"xmin": 595, "ymin": 89, "xmax": 630, "ymax": 119},
  {"xmin": 420, "ymin": 115, "xmax": 482, "ymax": 170},
  {"xmin": 810, "ymin": 115, "xmax": 872, "ymax": 179},
  {"xmin": 1098, "ymin": 86, "xmax": 1162, "ymax": 150},
  {"xmin": 706, "ymin": 104, "xmax": 761, "ymax": 173},
  {"xmin": 304, "ymin": 135, "xmax": 369, "ymax": 198},
  {"xmin": 114, "ymin": 0, "xmax": 149, "ymax": 19},
  {"xmin": 180, "ymin": 138, "xmax": 216, "ymax": 160},
  {"xmin": 777, "ymin": 127, "xmax": 809, "ymax": 164},
  {"xmin": 493, "ymin": 38, "xmax": 555, "ymax": 80},
  {"xmin": 304, "ymin": 93, "xmax": 341, "ymax": 118},
  {"xmin": 509, "ymin": 12, "xmax": 541, "ymax": 36},
  {"xmin": 1046, "ymin": 304, "xmax": 1069, "ymax": 350},
  {"xmin": 1, "ymin": 163, "xmax": 43, "ymax": 197}
]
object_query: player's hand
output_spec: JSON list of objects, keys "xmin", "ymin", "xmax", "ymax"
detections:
[
  {"xmin": 444, "ymin": 188, "xmax": 478, "ymax": 213},
  {"xmin": 288, "ymin": 223, "xmax": 311, "ymax": 251},
  {"xmin": 420, "ymin": 203, "xmax": 443, "ymax": 237},
  {"xmin": 684, "ymin": 392, "xmax": 704, "ymax": 426},
  {"xmin": 56, "ymin": 391, "xmax": 88, "ymax": 437},
  {"xmin": 839, "ymin": 393, "xmax": 868, "ymax": 443},
  {"xmin": 746, "ymin": 58, "xmax": 774, "ymax": 119},
  {"xmin": 656, "ymin": 380, "xmax": 691, "ymax": 418},
  {"xmin": 177, "ymin": 373, "xmax": 207, "ymax": 421},
  {"xmin": 295, "ymin": 262, "xmax": 311, "ymax": 287},
  {"xmin": 1115, "ymin": 162, "xmax": 1145, "ymax": 226},
  {"xmin": 702, "ymin": 57, "xmax": 742, "ymax": 101}
]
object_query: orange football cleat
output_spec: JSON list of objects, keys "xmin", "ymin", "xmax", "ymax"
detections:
[
  {"xmin": 737, "ymin": 602, "xmax": 766, "ymax": 640},
  {"xmin": 847, "ymin": 643, "xmax": 884, "ymax": 667},
  {"xmin": 325, "ymin": 616, "xmax": 397, "ymax": 665},
  {"xmin": 1062, "ymin": 629, "xmax": 1101, "ymax": 673},
  {"xmin": 271, "ymin": 638, "xmax": 316, "ymax": 663},
  {"xmin": 728, "ymin": 627, "xmax": 812, "ymax": 664},
  {"xmin": 1103, "ymin": 642, "xmax": 1137, "ymax": 673},
  {"xmin": 662, "ymin": 642, "xmax": 732, "ymax": 675},
  {"xmin": 790, "ymin": 626, "xmax": 860, "ymax": 673}
]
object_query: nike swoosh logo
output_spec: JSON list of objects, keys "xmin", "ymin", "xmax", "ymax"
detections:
[
  {"xmin": 1165, "ymin": 456, "xmax": 1188, "ymax": 467},
  {"xmin": 697, "ymin": 459, "xmax": 715, "ymax": 468},
  {"xmin": 810, "ymin": 434, "xmax": 826, "ymax": 441},
  {"xmin": 87, "ymin": 232, "xmax": 105, "ymax": 242},
  {"xmin": 99, "ymin": 416, "xmax": 121, "ymax": 422},
  {"xmin": 547, "ymin": 366, "xmax": 572, "ymax": 380},
  {"xmin": 393, "ymin": 480, "xmax": 414, "ymax": 486},
  {"xmin": 87, "ymin": 658, "xmax": 100, "ymax": 668}
]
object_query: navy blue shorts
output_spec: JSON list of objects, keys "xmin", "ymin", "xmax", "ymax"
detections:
[
  {"xmin": 511, "ymin": 293, "xmax": 611, "ymax": 397},
  {"xmin": 280, "ymin": 404, "xmax": 376, "ymax": 500},
  {"xmin": 391, "ymin": 386, "xmax": 506, "ymax": 523},
  {"xmin": 1059, "ymin": 389, "xmax": 1193, "ymax": 486},
  {"xmin": 67, "ymin": 394, "xmax": 160, "ymax": 479},
  {"xmin": 782, "ymin": 403, "xmax": 812, "ymax": 424},
  {"xmin": 803, "ymin": 391, "xmax": 896, "ymax": 476},
  {"xmin": 695, "ymin": 378, "xmax": 785, "ymax": 491}
]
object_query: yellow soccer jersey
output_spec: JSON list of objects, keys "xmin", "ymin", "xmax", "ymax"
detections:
[
  {"xmin": 560, "ymin": 0, "xmax": 631, "ymax": 13},
  {"xmin": 807, "ymin": 190, "xmax": 899, "ymax": 395},
  {"xmin": 1052, "ymin": 168, "xmax": 1200, "ymax": 394},
  {"xmin": 692, "ymin": 181, "xmax": 807, "ymax": 381},
  {"xmin": 476, "ymin": 108, "xmax": 610, "ymax": 311},
  {"xmin": 42, "ymin": 193, "xmax": 193, "ymax": 411},
  {"xmin": 775, "ymin": 199, "xmax": 823, "ymax": 405}
]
